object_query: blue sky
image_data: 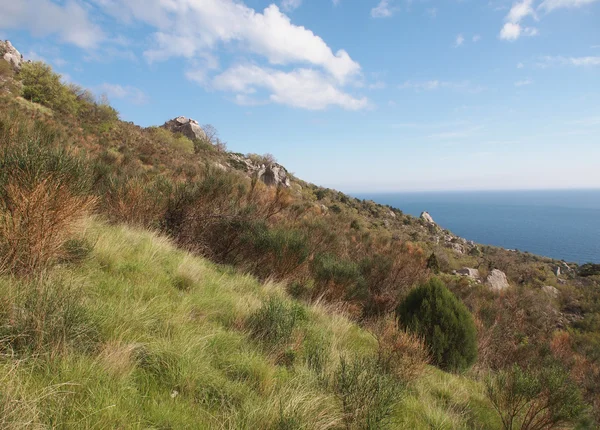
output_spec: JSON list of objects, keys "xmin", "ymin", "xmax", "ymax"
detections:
[{"xmin": 1, "ymin": 0, "xmax": 599, "ymax": 192}]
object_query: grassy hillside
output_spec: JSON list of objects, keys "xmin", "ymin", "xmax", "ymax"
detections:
[
  {"xmin": 1, "ymin": 52, "xmax": 599, "ymax": 428},
  {"xmin": 1, "ymin": 219, "xmax": 498, "ymax": 429}
]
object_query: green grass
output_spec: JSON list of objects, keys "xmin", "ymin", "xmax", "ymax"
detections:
[{"xmin": 0, "ymin": 219, "xmax": 500, "ymax": 429}]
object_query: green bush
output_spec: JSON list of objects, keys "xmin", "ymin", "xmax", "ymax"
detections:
[
  {"xmin": 333, "ymin": 355, "xmax": 402, "ymax": 429},
  {"xmin": 396, "ymin": 278, "xmax": 477, "ymax": 372},
  {"xmin": 247, "ymin": 297, "xmax": 307, "ymax": 350},
  {"xmin": 485, "ymin": 364, "xmax": 586, "ymax": 430},
  {"xmin": 313, "ymin": 253, "xmax": 365, "ymax": 296},
  {"xmin": 19, "ymin": 62, "xmax": 77, "ymax": 114},
  {"xmin": 241, "ymin": 222, "xmax": 310, "ymax": 279}
]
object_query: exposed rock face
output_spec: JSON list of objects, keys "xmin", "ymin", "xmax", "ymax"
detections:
[
  {"xmin": 228, "ymin": 154, "xmax": 291, "ymax": 188},
  {"xmin": 420, "ymin": 211, "xmax": 435, "ymax": 224},
  {"xmin": 162, "ymin": 116, "xmax": 206, "ymax": 141},
  {"xmin": 542, "ymin": 285, "xmax": 560, "ymax": 299},
  {"xmin": 257, "ymin": 163, "xmax": 290, "ymax": 187},
  {"xmin": 553, "ymin": 266, "xmax": 561, "ymax": 277},
  {"xmin": 0, "ymin": 40, "xmax": 23, "ymax": 70},
  {"xmin": 486, "ymin": 269, "xmax": 510, "ymax": 292},
  {"xmin": 457, "ymin": 268, "xmax": 480, "ymax": 279}
]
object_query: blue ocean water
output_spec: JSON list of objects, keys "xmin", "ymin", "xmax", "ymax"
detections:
[{"xmin": 355, "ymin": 190, "xmax": 600, "ymax": 264}]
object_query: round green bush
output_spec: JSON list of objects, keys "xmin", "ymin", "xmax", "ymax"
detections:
[{"xmin": 396, "ymin": 278, "xmax": 477, "ymax": 372}]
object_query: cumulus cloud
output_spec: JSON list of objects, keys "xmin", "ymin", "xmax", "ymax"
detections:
[
  {"xmin": 99, "ymin": 83, "xmax": 149, "ymax": 105},
  {"xmin": 212, "ymin": 64, "xmax": 368, "ymax": 110},
  {"xmin": 88, "ymin": 0, "xmax": 365, "ymax": 110},
  {"xmin": 131, "ymin": 2, "xmax": 361, "ymax": 84},
  {"xmin": 499, "ymin": 0, "xmax": 538, "ymax": 41},
  {"xmin": 0, "ymin": 0, "xmax": 103, "ymax": 48}
]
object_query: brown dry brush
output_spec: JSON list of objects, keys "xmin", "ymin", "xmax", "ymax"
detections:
[{"xmin": 0, "ymin": 178, "xmax": 96, "ymax": 276}]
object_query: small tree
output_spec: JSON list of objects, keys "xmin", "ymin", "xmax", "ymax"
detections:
[
  {"xmin": 485, "ymin": 364, "xmax": 586, "ymax": 430},
  {"xmin": 426, "ymin": 252, "xmax": 440, "ymax": 274},
  {"xmin": 396, "ymin": 278, "xmax": 477, "ymax": 372},
  {"xmin": 19, "ymin": 61, "xmax": 77, "ymax": 114}
]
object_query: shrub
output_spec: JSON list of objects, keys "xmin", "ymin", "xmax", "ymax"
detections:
[
  {"xmin": 0, "ymin": 141, "xmax": 95, "ymax": 276},
  {"xmin": 19, "ymin": 61, "xmax": 77, "ymax": 115},
  {"xmin": 333, "ymin": 355, "xmax": 402, "ymax": 429},
  {"xmin": 371, "ymin": 317, "xmax": 430, "ymax": 384},
  {"xmin": 247, "ymin": 297, "xmax": 307, "ymax": 351},
  {"xmin": 485, "ymin": 364, "xmax": 586, "ymax": 430},
  {"xmin": 240, "ymin": 222, "xmax": 310, "ymax": 279},
  {"xmin": 427, "ymin": 252, "xmax": 440, "ymax": 274},
  {"xmin": 396, "ymin": 278, "xmax": 477, "ymax": 372},
  {"xmin": 313, "ymin": 253, "xmax": 365, "ymax": 299},
  {"xmin": 0, "ymin": 277, "xmax": 97, "ymax": 355}
]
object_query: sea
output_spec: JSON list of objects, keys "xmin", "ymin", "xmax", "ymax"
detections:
[{"xmin": 354, "ymin": 189, "xmax": 600, "ymax": 265}]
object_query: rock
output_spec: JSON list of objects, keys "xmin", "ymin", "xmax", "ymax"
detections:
[
  {"xmin": 457, "ymin": 268, "xmax": 480, "ymax": 279},
  {"xmin": 542, "ymin": 285, "xmax": 560, "ymax": 299},
  {"xmin": 162, "ymin": 116, "xmax": 206, "ymax": 141},
  {"xmin": 420, "ymin": 211, "xmax": 435, "ymax": 224},
  {"xmin": 447, "ymin": 242, "xmax": 465, "ymax": 254},
  {"xmin": 553, "ymin": 266, "xmax": 561, "ymax": 277},
  {"xmin": 388, "ymin": 211, "xmax": 396, "ymax": 218},
  {"xmin": 0, "ymin": 40, "xmax": 23, "ymax": 70},
  {"xmin": 486, "ymin": 269, "xmax": 510, "ymax": 292},
  {"xmin": 228, "ymin": 153, "xmax": 291, "ymax": 188},
  {"xmin": 257, "ymin": 163, "xmax": 290, "ymax": 187}
]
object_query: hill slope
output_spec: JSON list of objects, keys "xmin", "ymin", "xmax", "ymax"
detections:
[
  {"xmin": 1, "ymin": 220, "xmax": 498, "ymax": 429},
  {"xmin": 1, "ymin": 45, "xmax": 599, "ymax": 427}
]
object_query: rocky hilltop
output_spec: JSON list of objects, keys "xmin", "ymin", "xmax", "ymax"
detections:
[
  {"xmin": 162, "ymin": 116, "xmax": 206, "ymax": 141},
  {"xmin": 0, "ymin": 40, "xmax": 23, "ymax": 70}
]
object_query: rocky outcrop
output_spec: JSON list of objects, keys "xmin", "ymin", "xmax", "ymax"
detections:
[
  {"xmin": 486, "ymin": 269, "xmax": 510, "ymax": 292},
  {"xmin": 162, "ymin": 116, "xmax": 206, "ymax": 141},
  {"xmin": 457, "ymin": 268, "xmax": 480, "ymax": 279},
  {"xmin": 0, "ymin": 40, "xmax": 23, "ymax": 70},
  {"xmin": 420, "ymin": 211, "xmax": 435, "ymax": 224},
  {"xmin": 228, "ymin": 154, "xmax": 291, "ymax": 188}
]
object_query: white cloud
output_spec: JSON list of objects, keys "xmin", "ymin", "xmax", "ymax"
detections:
[
  {"xmin": 515, "ymin": 78, "xmax": 534, "ymax": 86},
  {"xmin": 538, "ymin": 55, "xmax": 600, "ymax": 66},
  {"xmin": 213, "ymin": 64, "xmax": 368, "ymax": 110},
  {"xmin": 0, "ymin": 0, "xmax": 103, "ymax": 48},
  {"xmin": 499, "ymin": 22, "xmax": 538, "ymax": 41},
  {"xmin": 499, "ymin": 0, "xmax": 538, "ymax": 41},
  {"xmin": 371, "ymin": 0, "xmax": 394, "ymax": 18},
  {"xmin": 88, "ymin": 0, "xmax": 363, "ymax": 110},
  {"xmin": 539, "ymin": 0, "xmax": 600, "ymax": 11},
  {"xmin": 455, "ymin": 34, "xmax": 465, "ymax": 47},
  {"xmin": 99, "ymin": 83, "xmax": 149, "ymax": 105},
  {"xmin": 507, "ymin": 0, "xmax": 536, "ymax": 23},
  {"xmin": 472, "ymin": 34, "xmax": 482, "ymax": 42},
  {"xmin": 281, "ymin": 0, "xmax": 302, "ymax": 12},
  {"xmin": 126, "ymin": 2, "xmax": 360, "ymax": 84},
  {"xmin": 500, "ymin": 23, "xmax": 522, "ymax": 40},
  {"xmin": 517, "ymin": 62, "xmax": 525, "ymax": 68}
]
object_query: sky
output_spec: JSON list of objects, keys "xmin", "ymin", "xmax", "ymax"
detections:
[{"xmin": 1, "ymin": 0, "xmax": 599, "ymax": 192}]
